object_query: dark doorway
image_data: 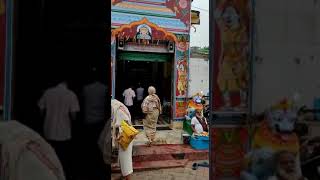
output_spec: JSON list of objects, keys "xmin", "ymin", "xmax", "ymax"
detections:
[
  {"xmin": 13, "ymin": 0, "xmax": 110, "ymax": 180},
  {"xmin": 115, "ymin": 52, "xmax": 173, "ymax": 124}
]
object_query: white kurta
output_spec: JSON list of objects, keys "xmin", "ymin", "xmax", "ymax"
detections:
[
  {"xmin": 122, "ymin": 88, "xmax": 136, "ymax": 106},
  {"xmin": 191, "ymin": 117, "xmax": 204, "ymax": 134}
]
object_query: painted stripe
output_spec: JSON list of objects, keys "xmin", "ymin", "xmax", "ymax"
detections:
[
  {"xmin": 111, "ymin": 12, "xmax": 187, "ymax": 30},
  {"xmin": 112, "ymin": 23, "xmax": 188, "ymax": 31},
  {"xmin": 111, "ymin": 23, "xmax": 186, "ymax": 30},
  {"xmin": 112, "ymin": 3, "xmax": 176, "ymax": 17},
  {"xmin": 124, "ymin": 0, "xmax": 165, "ymax": 4},
  {"xmin": 114, "ymin": 2, "xmax": 172, "ymax": 12},
  {"xmin": 125, "ymin": 1, "xmax": 166, "ymax": 7},
  {"xmin": 165, "ymin": 28, "xmax": 188, "ymax": 32},
  {"xmin": 112, "ymin": 8, "xmax": 175, "ymax": 18}
]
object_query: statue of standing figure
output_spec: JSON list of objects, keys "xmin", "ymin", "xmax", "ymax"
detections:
[{"xmin": 215, "ymin": 0, "xmax": 249, "ymax": 110}]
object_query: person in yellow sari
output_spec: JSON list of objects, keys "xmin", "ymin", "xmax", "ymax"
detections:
[
  {"xmin": 141, "ymin": 86, "xmax": 162, "ymax": 146},
  {"xmin": 111, "ymin": 99, "xmax": 133, "ymax": 180}
]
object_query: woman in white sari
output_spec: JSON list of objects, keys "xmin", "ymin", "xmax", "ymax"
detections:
[
  {"xmin": 111, "ymin": 99, "xmax": 133, "ymax": 180},
  {"xmin": 0, "ymin": 120, "xmax": 65, "ymax": 180}
]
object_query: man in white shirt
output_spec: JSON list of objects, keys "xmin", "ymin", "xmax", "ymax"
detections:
[
  {"xmin": 38, "ymin": 80, "xmax": 80, "ymax": 179},
  {"xmin": 191, "ymin": 109, "xmax": 208, "ymax": 134},
  {"xmin": 123, "ymin": 86, "xmax": 136, "ymax": 122},
  {"xmin": 136, "ymin": 83, "xmax": 144, "ymax": 118}
]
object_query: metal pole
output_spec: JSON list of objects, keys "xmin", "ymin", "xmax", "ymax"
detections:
[
  {"xmin": 208, "ymin": 0, "xmax": 216, "ymax": 178},
  {"xmin": 172, "ymin": 41, "xmax": 177, "ymax": 121},
  {"xmin": 247, "ymin": 0, "xmax": 256, "ymax": 150},
  {"xmin": 3, "ymin": 0, "xmax": 13, "ymax": 121},
  {"xmin": 249, "ymin": 0, "xmax": 256, "ymax": 116},
  {"xmin": 111, "ymin": 37, "xmax": 116, "ymax": 99}
]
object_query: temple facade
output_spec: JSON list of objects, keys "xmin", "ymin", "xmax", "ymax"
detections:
[{"xmin": 111, "ymin": 0, "xmax": 193, "ymax": 128}]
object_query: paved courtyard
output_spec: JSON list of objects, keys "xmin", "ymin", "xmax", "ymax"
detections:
[
  {"xmin": 111, "ymin": 161, "xmax": 209, "ymax": 180},
  {"xmin": 112, "ymin": 126, "xmax": 209, "ymax": 180},
  {"xmin": 133, "ymin": 128, "xmax": 184, "ymax": 146}
]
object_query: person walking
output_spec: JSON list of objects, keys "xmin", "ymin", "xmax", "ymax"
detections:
[
  {"xmin": 82, "ymin": 69, "xmax": 107, "ymax": 142},
  {"xmin": 122, "ymin": 86, "xmax": 136, "ymax": 123},
  {"xmin": 136, "ymin": 83, "xmax": 144, "ymax": 119},
  {"xmin": 81, "ymin": 69, "xmax": 108, "ymax": 180},
  {"xmin": 111, "ymin": 99, "xmax": 134, "ymax": 180},
  {"xmin": 141, "ymin": 86, "xmax": 162, "ymax": 146},
  {"xmin": 38, "ymin": 80, "xmax": 80, "ymax": 179}
]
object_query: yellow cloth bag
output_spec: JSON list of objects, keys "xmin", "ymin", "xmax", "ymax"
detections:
[{"xmin": 118, "ymin": 120, "xmax": 139, "ymax": 150}]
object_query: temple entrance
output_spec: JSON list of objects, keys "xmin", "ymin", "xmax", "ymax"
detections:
[{"xmin": 115, "ymin": 51, "xmax": 174, "ymax": 125}]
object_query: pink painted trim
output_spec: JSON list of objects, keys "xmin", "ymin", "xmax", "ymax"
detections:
[
  {"xmin": 112, "ymin": 23, "xmax": 188, "ymax": 33},
  {"xmin": 165, "ymin": 28, "xmax": 188, "ymax": 32},
  {"xmin": 126, "ymin": 0, "xmax": 165, "ymax": 6}
]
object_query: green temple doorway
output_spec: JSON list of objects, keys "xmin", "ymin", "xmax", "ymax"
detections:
[{"xmin": 115, "ymin": 51, "xmax": 174, "ymax": 126}]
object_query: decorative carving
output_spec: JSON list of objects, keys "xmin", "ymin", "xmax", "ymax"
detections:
[{"xmin": 112, "ymin": 18, "xmax": 177, "ymax": 42}]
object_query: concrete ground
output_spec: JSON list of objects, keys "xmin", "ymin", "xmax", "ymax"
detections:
[
  {"xmin": 112, "ymin": 126, "xmax": 207, "ymax": 180},
  {"xmin": 111, "ymin": 160, "xmax": 209, "ymax": 180},
  {"xmin": 133, "ymin": 128, "xmax": 185, "ymax": 146}
]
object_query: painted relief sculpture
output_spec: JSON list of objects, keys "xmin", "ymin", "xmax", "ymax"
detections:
[
  {"xmin": 177, "ymin": 58, "xmax": 188, "ymax": 96},
  {"xmin": 240, "ymin": 99, "xmax": 305, "ymax": 180},
  {"xmin": 175, "ymin": 35, "xmax": 189, "ymax": 98},
  {"xmin": 214, "ymin": 0, "xmax": 250, "ymax": 111},
  {"xmin": 136, "ymin": 24, "xmax": 152, "ymax": 45},
  {"xmin": 112, "ymin": 18, "xmax": 177, "ymax": 45}
]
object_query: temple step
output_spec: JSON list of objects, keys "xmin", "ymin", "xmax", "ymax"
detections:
[
  {"xmin": 112, "ymin": 144, "xmax": 208, "ymax": 172},
  {"xmin": 112, "ymin": 159, "xmax": 189, "ymax": 172}
]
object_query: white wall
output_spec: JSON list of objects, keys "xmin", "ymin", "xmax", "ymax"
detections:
[
  {"xmin": 253, "ymin": 0, "xmax": 320, "ymax": 113},
  {"xmin": 188, "ymin": 58, "xmax": 209, "ymax": 97}
]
